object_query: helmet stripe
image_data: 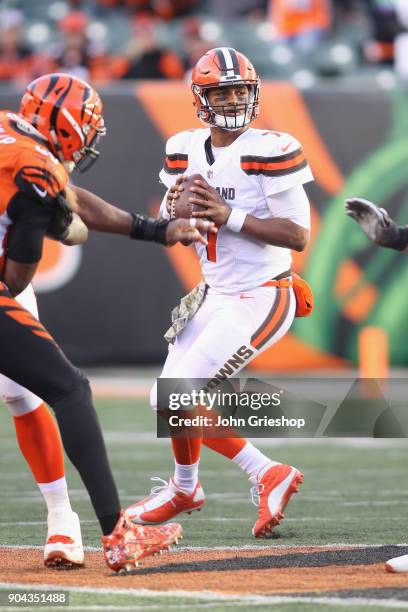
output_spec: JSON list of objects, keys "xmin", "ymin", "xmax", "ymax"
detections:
[
  {"xmin": 80, "ymin": 85, "xmax": 91, "ymax": 121},
  {"xmin": 43, "ymin": 74, "xmax": 60, "ymax": 100},
  {"xmin": 214, "ymin": 47, "xmax": 228, "ymax": 73},
  {"xmin": 32, "ymin": 74, "xmax": 60, "ymax": 128},
  {"xmin": 219, "ymin": 47, "xmax": 235, "ymax": 75},
  {"xmin": 216, "ymin": 47, "xmax": 241, "ymax": 78},
  {"xmin": 220, "ymin": 47, "xmax": 234, "ymax": 72},
  {"xmin": 50, "ymin": 77, "xmax": 73, "ymax": 134},
  {"xmin": 227, "ymin": 48, "xmax": 240, "ymax": 75}
]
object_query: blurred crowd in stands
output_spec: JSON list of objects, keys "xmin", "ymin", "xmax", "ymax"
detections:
[{"xmin": 0, "ymin": 0, "xmax": 407, "ymax": 86}]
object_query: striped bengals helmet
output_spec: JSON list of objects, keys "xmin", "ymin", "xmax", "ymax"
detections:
[
  {"xmin": 191, "ymin": 47, "xmax": 260, "ymax": 131},
  {"xmin": 19, "ymin": 73, "xmax": 106, "ymax": 172}
]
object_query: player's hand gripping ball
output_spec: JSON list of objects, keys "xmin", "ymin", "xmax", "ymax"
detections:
[{"xmin": 168, "ymin": 174, "xmax": 208, "ymax": 220}]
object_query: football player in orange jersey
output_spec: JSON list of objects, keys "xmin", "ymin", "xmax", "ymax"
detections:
[
  {"xmin": 0, "ymin": 72, "xmax": 215, "ymax": 571},
  {"xmin": 127, "ymin": 48, "xmax": 311, "ymax": 537}
]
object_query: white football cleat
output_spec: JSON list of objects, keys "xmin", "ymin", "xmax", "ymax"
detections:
[
  {"xmin": 385, "ymin": 553, "xmax": 408, "ymax": 573},
  {"xmin": 44, "ymin": 509, "xmax": 84, "ymax": 569}
]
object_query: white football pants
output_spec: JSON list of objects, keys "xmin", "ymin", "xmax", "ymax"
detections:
[{"xmin": 151, "ymin": 284, "xmax": 296, "ymax": 408}]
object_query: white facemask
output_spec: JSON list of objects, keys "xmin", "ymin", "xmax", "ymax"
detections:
[{"xmin": 212, "ymin": 112, "xmax": 248, "ymax": 130}]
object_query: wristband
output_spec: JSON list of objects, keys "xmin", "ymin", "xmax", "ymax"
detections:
[
  {"xmin": 129, "ymin": 213, "xmax": 169, "ymax": 244},
  {"xmin": 226, "ymin": 208, "xmax": 246, "ymax": 233},
  {"xmin": 393, "ymin": 226, "xmax": 408, "ymax": 251}
]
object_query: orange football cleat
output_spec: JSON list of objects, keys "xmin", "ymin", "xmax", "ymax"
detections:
[
  {"xmin": 126, "ymin": 477, "xmax": 205, "ymax": 525},
  {"xmin": 251, "ymin": 463, "xmax": 303, "ymax": 538},
  {"xmin": 102, "ymin": 510, "xmax": 182, "ymax": 573}
]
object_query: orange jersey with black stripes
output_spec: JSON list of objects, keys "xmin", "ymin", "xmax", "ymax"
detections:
[
  {"xmin": 159, "ymin": 127, "xmax": 313, "ymax": 294},
  {"xmin": 0, "ymin": 110, "xmax": 68, "ymax": 273}
]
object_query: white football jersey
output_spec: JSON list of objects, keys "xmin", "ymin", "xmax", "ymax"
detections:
[{"xmin": 159, "ymin": 127, "xmax": 313, "ymax": 294}]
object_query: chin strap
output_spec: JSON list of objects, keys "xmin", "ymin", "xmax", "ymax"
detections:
[{"xmin": 129, "ymin": 213, "xmax": 169, "ymax": 245}]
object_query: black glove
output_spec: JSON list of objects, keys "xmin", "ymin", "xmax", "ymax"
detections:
[
  {"xmin": 345, "ymin": 198, "xmax": 408, "ymax": 251},
  {"xmin": 46, "ymin": 198, "xmax": 73, "ymax": 242}
]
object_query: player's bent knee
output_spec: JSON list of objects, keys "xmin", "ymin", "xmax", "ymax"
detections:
[
  {"xmin": 0, "ymin": 372, "xmax": 43, "ymax": 416},
  {"xmin": 51, "ymin": 373, "xmax": 92, "ymax": 417}
]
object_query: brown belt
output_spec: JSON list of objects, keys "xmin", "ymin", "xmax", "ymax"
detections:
[{"xmin": 261, "ymin": 269, "xmax": 292, "ymax": 288}]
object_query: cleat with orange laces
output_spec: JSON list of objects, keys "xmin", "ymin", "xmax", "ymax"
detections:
[
  {"xmin": 102, "ymin": 510, "xmax": 182, "ymax": 572},
  {"xmin": 250, "ymin": 463, "xmax": 303, "ymax": 538},
  {"xmin": 126, "ymin": 477, "xmax": 205, "ymax": 524}
]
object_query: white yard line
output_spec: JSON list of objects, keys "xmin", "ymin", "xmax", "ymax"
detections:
[
  {"xmin": 99, "ymin": 432, "xmax": 408, "ymax": 448},
  {"xmin": 1, "ymin": 543, "xmax": 408, "ymax": 553},
  {"xmin": 3, "ymin": 493, "xmax": 407, "ymax": 505},
  {"xmin": 3, "ymin": 514, "xmax": 408, "ymax": 529},
  {"xmin": 0, "ymin": 583, "xmax": 407, "ymax": 609},
  {"xmin": 0, "ymin": 605, "xmax": 280, "ymax": 611},
  {"xmin": 0, "ymin": 520, "xmax": 97, "ymax": 526},
  {"xmin": 0, "ymin": 602, "xmax": 407, "ymax": 611},
  {"xmin": 0, "ymin": 517, "xmax": 340, "ymax": 527},
  {"xmin": 340, "ymin": 501, "xmax": 408, "ymax": 507},
  {"xmin": 0, "ymin": 605, "xmax": 279, "ymax": 612},
  {"xmin": 0, "ymin": 544, "xmax": 101, "ymax": 552}
]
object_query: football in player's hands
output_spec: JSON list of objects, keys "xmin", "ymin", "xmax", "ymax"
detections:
[{"xmin": 170, "ymin": 174, "xmax": 207, "ymax": 220}]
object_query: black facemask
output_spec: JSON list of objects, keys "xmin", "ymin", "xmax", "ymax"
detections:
[{"xmin": 74, "ymin": 129, "xmax": 105, "ymax": 173}]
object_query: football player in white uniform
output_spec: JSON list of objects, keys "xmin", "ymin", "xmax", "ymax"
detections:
[
  {"xmin": 127, "ymin": 47, "xmax": 313, "ymax": 537},
  {"xmin": 346, "ymin": 196, "xmax": 408, "ymax": 572}
]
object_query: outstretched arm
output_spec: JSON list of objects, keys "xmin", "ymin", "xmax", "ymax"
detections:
[
  {"xmin": 71, "ymin": 185, "xmax": 216, "ymax": 247},
  {"xmin": 71, "ymin": 185, "xmax": 133, "ymax": 235},
  {"xmin": 345, "ymin": 198, "xmax": 408, "ymax": 252}
]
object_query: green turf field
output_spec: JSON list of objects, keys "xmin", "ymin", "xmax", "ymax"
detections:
[{"xmin": 1, "ymin": 397, "xmax": 408, "ymax": 611}]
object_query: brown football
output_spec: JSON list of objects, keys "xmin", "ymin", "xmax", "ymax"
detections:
[{"xmin": 170, "ymin": 173, "xmax": 207, "ymax": 219}]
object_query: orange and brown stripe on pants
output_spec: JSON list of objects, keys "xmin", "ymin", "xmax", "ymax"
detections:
[{"xmin": 250, "ymin": 287, "xmax": 291, "ymax": 351}]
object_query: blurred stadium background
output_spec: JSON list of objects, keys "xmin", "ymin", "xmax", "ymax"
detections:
[
  {"xmin": 1, "ymin": 3, "xmax": 408, "ymax": 610},
  {"xmin": 0, "ymin": 0, "xmax": 405, "ymax": 372},
  {"xmin": 0, "ymin": 0, "xmax": 408, "ymax": 371}
]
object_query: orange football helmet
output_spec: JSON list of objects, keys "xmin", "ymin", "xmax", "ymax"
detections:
[
  {"xmin": 19, "ymin": 73, "xmax": 106, "ymax": 172},
  {"xmin": 191, "ymin": 47, "xmax": 260, "ymax": 131}
]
